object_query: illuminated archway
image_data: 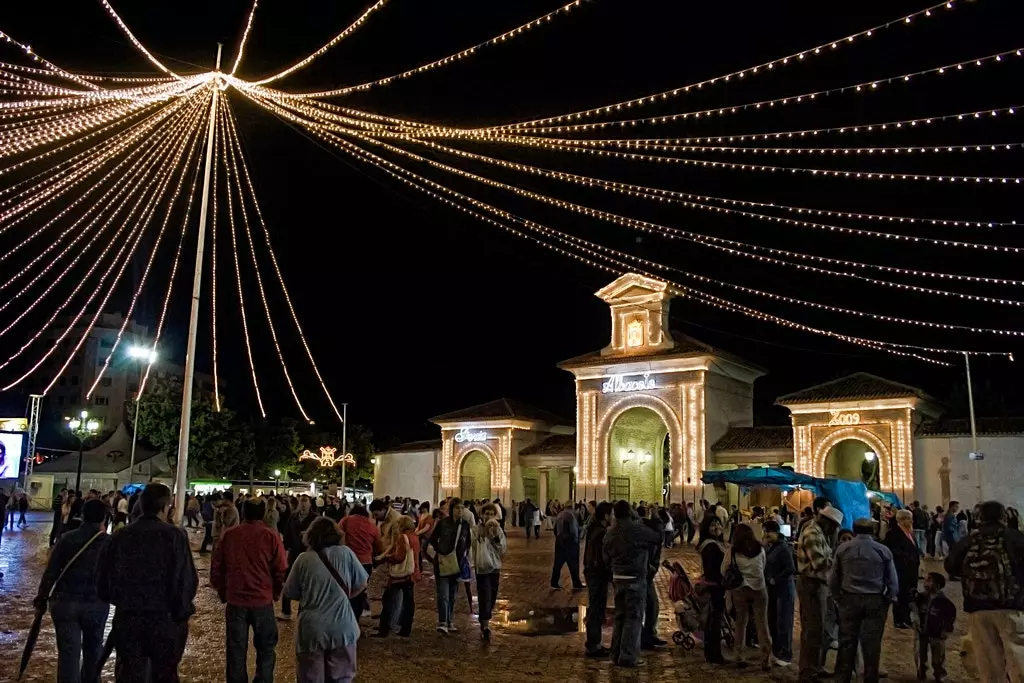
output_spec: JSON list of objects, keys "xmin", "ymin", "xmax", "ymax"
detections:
[
  {"xmin": 824, "ymin": 438, "xmax": 881, "ymax": 490},
  {"xmin": 812, "ymin": 427, "xmax": 891, "ymax": 490},
  {"xmin": 605, "ymin": 406, "xmax": 670, "ymax": 503},
  {"xmin": 460, "ymin": 450, "xmax": 493, "ymax": 501}
]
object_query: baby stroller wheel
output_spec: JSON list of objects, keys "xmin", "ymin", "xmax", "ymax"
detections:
[
  {"xmin": 672, "ymin": 631, "xmax": 685, "ymax": 645},
  {"xmin": 684, "ymin": 635, "xmax": 696, "ymax": 650}
]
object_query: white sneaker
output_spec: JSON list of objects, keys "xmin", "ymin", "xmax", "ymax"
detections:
[
  {"xmin": 772, "ymin": 657, "xmax": 791, "ymax": 667},
  {"xmin": 436, "ymin": 625, "xmax": 449, "ymax": 634},
  {"xmin": 447, "ymin": 623, "xmax": 458, "ymax": 633}
]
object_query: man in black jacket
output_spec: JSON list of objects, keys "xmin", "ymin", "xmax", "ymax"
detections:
[
  {"xmin": 280, "ymin": 494, "xmax": 318, "ymax": 619},
  {"xmin": 583, "ymin": 502, "xmax": 613, "ymax": 657},
  {"xmin": 96, "ymin": 483, "xmax": 197, "ymax": 683},
  {"xmin": 36, "ymin": 499, "xmax": 110, "ymax": 683}
]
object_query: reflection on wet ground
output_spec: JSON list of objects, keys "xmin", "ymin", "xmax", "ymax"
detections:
[{"xmin": 495, "ymin": 605, "xmax": 592, "ymax": 636}]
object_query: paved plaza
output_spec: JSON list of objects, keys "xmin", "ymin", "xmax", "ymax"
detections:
[{"xmin": 0, "ymin": 513, "xmax": 973, "ymax": 682}]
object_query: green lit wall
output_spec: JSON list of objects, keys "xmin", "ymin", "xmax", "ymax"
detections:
[
  {"xmin": 825, "ymin": 438, "xmax": 879, "ymax": 488},
  {"xmin": 460, "ymin": 450, "xmax": 492, "ymax": 501},
  {"xmin": 607, "ymin": 407, "xmax": 668, "ymax": 503}
]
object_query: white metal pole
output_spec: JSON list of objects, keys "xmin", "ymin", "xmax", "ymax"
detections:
[
  {"xmin": 128, "ymin": 363, "xmax": 143, "ymax": 484},
  {"xmin": 173, "ymin": 44, "xmax": 222, "ymax": 525},
  {"xmin": 964, "ymin": 352, "xmax": 982, "ymax": 502},
  {"xmin": 340, "ymin": 403, "xmax": 348, "ymax": 498}
]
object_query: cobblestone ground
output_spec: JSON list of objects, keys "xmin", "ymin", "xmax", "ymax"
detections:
[{"xmin": 0, "ymin": 513, "xmax": 972, "ymax": 682}]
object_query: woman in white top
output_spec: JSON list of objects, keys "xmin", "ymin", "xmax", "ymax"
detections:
[{"xmin": 722, "ymin": 522, "xmax": 773, "ymax": 670}]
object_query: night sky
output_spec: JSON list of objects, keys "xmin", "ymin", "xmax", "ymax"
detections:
[{"xmin": 2, "ymin": 0, "xmax": 1023, "ymax": 445}]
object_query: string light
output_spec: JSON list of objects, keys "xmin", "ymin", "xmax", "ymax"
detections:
[
  {"xmin": 249, "ymin": 0, "xmax": 390, "ymax": 86},
  {"xmin": 494, "ymin": 1, "xmax": 957, "ymax": 130},
  {"xmin": 274, "ymin": 0, "xmax": 592, "ymax": 99},
  {"xmin": 221, "ymin": 97, "xmax": 346, "ymax": 424},
  {"xmin": 95, "ymin": 0, "xmax": 184, "ymax": 80},
  {"xmin": 229, "ymin": 0, "xmax": 260, "ymax": 76}
]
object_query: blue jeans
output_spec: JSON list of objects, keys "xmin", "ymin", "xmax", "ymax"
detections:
[
  {"xmin": 435, "ymin": 574, "xmax": 459, "ymax": 626},
  {"xmin": 584, "ymin": 574, "xmax": 609, "ymax": 652},
  {"xmin": 768, "ymin": 579, "xmax": 796, "ymax": 661},
  {"xmin": 610, "ymin": 579, "xmax": 645, "ymax": 665},
  {"xmin": 51, "ymin": 596, "xmax": 110, "ymax": 683},
  {"xmin": 550, "ymin": 540, "xmax": 583, "ymax": 588},
  {"xmin": 476, "ymin": 572, "xmax": 499, "ymax": 628},
  {"xmin": 226, "ymin": 603, "xmax": 277, "ymax": 683},
  {"xmin": 913, "ymin": 529, "xmax": 926, "ymax": 557},
  {"xmin": 641, "ymin": 579, "xmax": 659, "ymax": 644}
]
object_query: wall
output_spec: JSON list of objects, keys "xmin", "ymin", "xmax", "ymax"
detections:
[
  {"xmin": 914, "ymin": 435, "xmax": 1024, "ymax": 511},
  {"xmin": 373, "ymin": 449, "xmax": 439, "ymax": 504},
  {"xmin": 704, "ymin": 372, "xmax": 754, "ymax": 500},
  {"xmin": 607, "ymin": 407, "xmax": 666, "ymax": 503},
  {"xmin": 460, "ymin": 450, "xmax": 492, "ymax": 501}
]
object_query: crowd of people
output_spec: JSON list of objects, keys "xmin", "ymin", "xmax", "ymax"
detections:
[{"xmin": 26, "ymin": 482, "xmax": 1024, "ymax": 683}]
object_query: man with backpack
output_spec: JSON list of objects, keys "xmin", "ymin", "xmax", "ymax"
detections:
[{"xmin": 945, "ymin": 500, "xmax": 1024, "ymax": 682}]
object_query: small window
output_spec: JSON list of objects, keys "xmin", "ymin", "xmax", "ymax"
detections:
[
  {"xmin": 69, "ymin": 394, "xmax": 79, "ymax": 405},
  {"xmin": 101, "ymin": 377, "xmax": 112, "ymax": 388},
  {"xmin": 626, "ymin": 319, "xmax": 644, "ymax": 348},
  {"xmin": 128, "ymin": 383, "xmax": 139, "ymax": 394},
  {"xmin": 56, "ymin": 396, "xmax": 65, "ymax": 405},
  {"xmin": 95, "ymin": 396, "xmax": 109, "ymax": 406},
  {"xmin": 58, "ymin": 376, "xmax": 66, "ymax": 386},
  {"xmin": 70, "ymin": 376, "xmax": 79, "ymax": 386}
]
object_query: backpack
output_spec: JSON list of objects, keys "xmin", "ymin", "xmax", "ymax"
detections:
[{"xmin": 963, "ymin": 529, "xmax": 1020, "ymax": 608}]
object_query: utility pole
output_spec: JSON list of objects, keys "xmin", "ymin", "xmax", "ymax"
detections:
[
  {"xmin": 340, "ymin": 403, "xmax": 348, "ymax": 498},
  {"xmin": 173, "ymin": 44, "xmax": 222, "ymax": 525},
  {"xmin": 964, "ymin": 352, "xmax": 983, "ymax": 502}
]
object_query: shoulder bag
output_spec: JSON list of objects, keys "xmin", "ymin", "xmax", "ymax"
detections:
[
  {"xmin": 437, "ymin": 523, "xmax": 463, "ymax": 577},
  {"xmin": 316, "ymin": 549, "xmax": 351, "ymax": 598},
  {"xmin": 722, "ymin": 549, "xmax": 744, "ymax": 590},
  {"xmin": 389, "ymin": 534, "xmax": 415, "ymax": 579}
]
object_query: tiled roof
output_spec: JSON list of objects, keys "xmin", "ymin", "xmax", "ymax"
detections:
[
  {"xmin": 711, "ymin": 426, "xmax": 794, "ymax": 452},
  {"xmin": 917, "ymin": 417, "xmax": 1024, "ymax": 437},
  {"xmin": 558, "ymin": 330, "xmax": 763, "ymax": 372},
  {"xmin": 430, "ymin": 398, "xmax": 571, "ymax": 426},
  {"xmin": 776, "ymin": 372, "xmax": 934, "ymax": 405},
  {"xmin": 518, "ymin": 434, "xmax": 576, "ymax": 456},
  {"xmin": 378, "ymin": 439, "xmax": 442, "ymax": 454}
]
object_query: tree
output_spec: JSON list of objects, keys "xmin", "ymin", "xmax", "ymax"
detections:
[
  {"xmin": 237, "ymin": 416, "xmax": 302, "ymax": 481},
  {"xmin": 128, "ymin": 376, "xmax": 242, "ymax": 477}
]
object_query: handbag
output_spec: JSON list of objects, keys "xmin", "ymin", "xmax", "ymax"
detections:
[
  {"xmin": 388, "ymin": 534, "xmax": 415, "ymax": 579},
  {"xmin": 437, "ymin": 523, "xmax": 463, "ymax": 577},
  {"xmin": 722, "ymin": 549, "xmax": 744, "ymax": 590}
]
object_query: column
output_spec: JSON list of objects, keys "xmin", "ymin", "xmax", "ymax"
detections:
[{"xmin": 538, "ymin": 467, "xmax": 550, "ymax": 514}]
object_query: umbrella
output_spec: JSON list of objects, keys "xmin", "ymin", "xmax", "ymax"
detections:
[{"xmin": 17, "ymin": 606, "xmax": 45, "ymax": 682}]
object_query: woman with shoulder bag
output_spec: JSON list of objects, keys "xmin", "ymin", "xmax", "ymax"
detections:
[
  {"xmin": 374, "ymin": 516, "xmax": 420, "ymax": 638},
  {"xmin": 426, "ymin": 498, "xmax": 471, "ymax": 634},
  {"xmin": 282, "ymin": 517, "xmax": 368, "ymax": 683},
  {"xmin": 698, "ymin": 516, "xmax": 729, "ymax": 666},
  {"xmin": 724, "ymin": 523, "xmax": 773, "ymax": 671}
]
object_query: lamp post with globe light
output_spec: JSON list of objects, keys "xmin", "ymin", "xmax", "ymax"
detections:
[
  {"xmin": 66, "ymin": 410, "xmax": 99, "ymax": 493},
  {"xmin": 126, "ymin": 345, "xmax": 156, "ymax": 483},
  {"xmin": 274, "ymin": 469, "xmax": 281, "ymax": 494}
]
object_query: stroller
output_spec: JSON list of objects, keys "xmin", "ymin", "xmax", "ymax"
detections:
[{"xmin": 663, "ymin": 560, "xmax": 736, "ymax": 651}]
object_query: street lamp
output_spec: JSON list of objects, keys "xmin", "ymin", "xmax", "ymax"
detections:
[
  {"xmin": 274, "ymin": 469, "xmax": 281, "ymax": 494},
  {"xmin": 126, "ymin": 345, "xmax": 157, "ymax": 484},
  {"xmin": 66, "ymin": 410, "xmax": 99, "ymax": 493}
]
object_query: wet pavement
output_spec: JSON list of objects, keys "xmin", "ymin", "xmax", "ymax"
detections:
[{"xmin": 0, "ymin": 513, "xmax": 973, "ymax": 682}]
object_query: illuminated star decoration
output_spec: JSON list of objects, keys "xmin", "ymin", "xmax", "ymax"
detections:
[{"xmin": 300, "ymin": 445, "xmax": 355, "ymax": 468}]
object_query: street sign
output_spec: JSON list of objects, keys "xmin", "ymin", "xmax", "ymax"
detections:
[{"xmin": 969, "ymin": 452, "xmax": 984, "ymax": 461}]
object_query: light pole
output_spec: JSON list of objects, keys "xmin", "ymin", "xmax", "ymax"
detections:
[
  {"xmin": 274, "ymin": 469, "xmax": 281, "ymax": 495},
  {"xmin": 340, "ymin": 403, "xmax": 348, "ymax": 498},
  {"xmin": 127, "ymin": 345, "xmax": 157, "ymax": 484},
  {"xmin": 66, "ymin": 410, "xmax": 99, "ymax": 493},
  {"xmin": 964, "ymin": 352, "xmax": 983, "ymax": 501}
]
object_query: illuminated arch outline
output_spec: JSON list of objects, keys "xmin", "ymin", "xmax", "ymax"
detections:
[
  {"xmin": 454, "ymin": 440, "xmax": 499, "ymax": 494},
  {"xmin": 811, "ymin": 426, "xmax": 892, "ymax": 489},
  {"xmin": 595, "ymin": 391, "xmax": 685, "ymax": 490}
]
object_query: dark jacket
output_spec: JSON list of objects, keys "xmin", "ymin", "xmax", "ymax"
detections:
[
  {"xmin": 428, "ymin": 516, "xmax": 470, "ymax": 559},
  {"xmin": 96, "ymin": 514, "xmax": 198, "ymax": 621},
  {"xmin": 764, "ymin": 539, "xmax": 796, "ymax": 586},
  {"xmin": 641, "ymin": 516, "xmax": 664, "ymax": 578},
  {"xmin": 602, "ymin": 516, "xmax": 661, "ymax": 580},
  {"xmin": 583, "ymin": 521, "xmax": 609, "ymax": 578},
  {"xmin": 284, "ymin": 509, "xmax": 319, "ymax": 560},
  {"xmin": 37, "ymin": 522, "xmax": 110, "ymax": 602},
  {"xmin": 914, "ymin": 590, "xmax": 956, "ymax": 639},
  {"xmin": 885, "ymin": 527, "xmax": 921, "ymax": 595},
  {"xmin": 946, "ymin": 522, "xmax": 1024, "ymax": 612},
  {"xmin": 699, "ymin": 539, "xmax": 726, "ymax": 584}
]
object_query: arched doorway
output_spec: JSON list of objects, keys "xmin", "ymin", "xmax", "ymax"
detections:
[
  {"xmin": 825, "ymin": 438, "xmax": 881, "ymax": 490},
  {"xmin": 460, "ymin": 450, "xmax": 492, "ymax": 501},
  {"xmin": 607, "ymin": 407, "xmax": 668, "ymax": 503}
]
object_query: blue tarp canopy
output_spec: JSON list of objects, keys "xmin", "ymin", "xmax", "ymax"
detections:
[
  {"xmin": 701, "ymin": 467, "xmax": 818, "ymax": 488},
  {"xmin": 120, "ymin": 483, "xmax": 146, "ymax": 495}
]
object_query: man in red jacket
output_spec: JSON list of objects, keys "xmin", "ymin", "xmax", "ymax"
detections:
[{"xmin": 212, "ymin": 498, "xmax": 288, "ymax": 683}]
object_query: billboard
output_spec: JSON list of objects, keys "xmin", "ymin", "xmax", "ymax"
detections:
[{"xmin": 0, "ymin": 431, "xmax": 24, "ymax": 480}]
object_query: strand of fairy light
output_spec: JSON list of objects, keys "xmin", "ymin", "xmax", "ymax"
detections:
[
  {"xmin": 0, "ymin": 91, "xmax": 208, "ymax": 390},
  {"xmin": 94, "ymin": 0, "xmax": 183, "ymax": 80},
  {"xmin": 37, "ymin": 106, "xmax": 205, "ymax": 397},
  {"xmin": 0, "ymin": 93, "xmax": 207, "ymax": 342},
  {"xmin": 220, "ymin": 104, "xmax": 266, "ymax": 417},
  {"xmin": 260, "ymin": 92, "xmax": 1022, "ymax": 253},
  {"xmin": 0, "ymin": 93, "xmax": 199, "ymax": 249},
  {"xmin": 243, "ymin": 92, "xmax": 1007, "ymax": 360},
  {"xmin": 210, "ymin": 100, "xmax": 221, "ymax": 412},
  {"xmin": 221, "ymin": 95, "xmax": 345, "ymax": 424},
  {"xmin": 221, "ymin": 101, "xmax": 311, "ymax": 422},
  {"xmin": 229, "ymin": 0, "xmax": 260, "ymax": 76},
  {"xmin": 491, "ymin": 1, "xmax": 958, "ymax": 130},
  {"xmin": 305, "ymin": 123, "xmax": 964, "ymax": 365},
  {"xmin": 389, "ymin": 135, "xmax": 1024, "ymax": 287},
  {"xmin": 331, "ymin": 125, "xmax": 1024, "ymax": 330},
  {"xmin": 0, "ymin": 30, "xmax": 102, "ymax": 91},
  {"xmin": 248, "ymin": 0, "xmax": 390, "ymax": 85},
  {"xmin": 273, "ymin": 0, "xmax": 592, "ymax": 99},
  {"xmin": 87, "ymin": 95, "xmax": 209, "ymax": 398},
  {"xmin": 0, "ymin": 96, "xmax": 201, "ymax": 322}
]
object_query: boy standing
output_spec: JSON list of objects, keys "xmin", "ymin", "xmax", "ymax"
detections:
[{"xmin": 913, "ymin": 572, "xmax": 956, "ymax": 682}]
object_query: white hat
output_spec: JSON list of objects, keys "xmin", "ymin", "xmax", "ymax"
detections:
[{"xmin": 819, "ymin": 506, "xmax": 844, "ymax": 526}]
